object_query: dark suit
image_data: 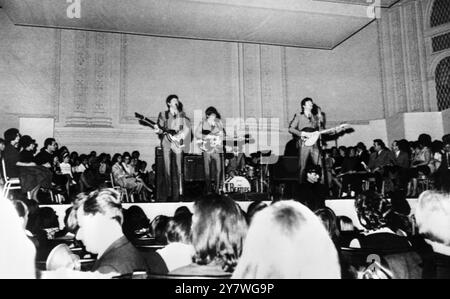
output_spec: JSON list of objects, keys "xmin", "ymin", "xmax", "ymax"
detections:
[
  {"xmin": 436, "ymin": 152, "xmax": 450, "ymax": 192},
  {"xmin": 91, "ymin": 236, "xmax": 147, "ymax": 275},
  {"xmin": 368, "ymin": 149, "xmax": 394, "ymax": 193}
]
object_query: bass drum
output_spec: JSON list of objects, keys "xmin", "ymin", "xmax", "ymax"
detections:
[{"xmin": 224, "ymin": 176, "xmax": 251, "ymax": 193}]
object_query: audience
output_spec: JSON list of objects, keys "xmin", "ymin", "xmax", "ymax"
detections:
[
  {"xmin": 233, "ymin": 200, "xmax": 340, "ymax": 279},
  {"xmin": 71, "ymin": 189, "xmax": 147, "ymax": 275},
  {"xmin": 350, "ymin": 191, "xmax": 411, "ymax": 250},
  {"xmin": 170, "ymin": 194, "xmax": 247, "ymax": 276},
  {"xmin": 298, "ymin": 165, "xmax": 327, "ymax": 211},
  {"xmin": 122, "ymin": 205, "xmax": 150, "ymax": 241}
]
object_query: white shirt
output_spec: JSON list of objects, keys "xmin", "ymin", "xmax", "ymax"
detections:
[{"xmin": 156, "ymin": 243, "xmax": 195, "ymax": 272}]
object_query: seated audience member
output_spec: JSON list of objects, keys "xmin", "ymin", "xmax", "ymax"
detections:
[
  {"xmin": 3, "ymin": 128, "xmax": 21, "ymax": 187},
  {"xmin": 435, "ymin": 134, "xmax": 450, "ymax": 193},
  {"xmin": 350, "ymin": 191, "xmax": 411, "ymax": 250},
  {"xmin": 407, "ymin": 134, "xmax": 432, "ymax": 197},
  {"xmin": 366, "ymin": 139, "xmax": 393, "ymax": 193},
  {"xmin": 170, "ymin": 194, "xmax": 247, "ymax": 277},
  {"xmin": 151, "ymin": 215, "xmax": 170, "ymax": 245},
  {"xmin": 17, "ymin": 135, "xmax": 53, "ymax": 201},
  {"xmin": 60, "ymin": 152, "xmax": 75, "ymax": 184},
  {"xmin": 0, "ymin": 198, "xmax": 36, "ymax": 279},
  {"xmin": 414, "ymin": 191, "xmax": 450, "ymax": 279},
  {"xmin": 390, "ymin": 139, "xmax": 411, "ymax": 192},
  {"xmin": 156, "ymin": 213, "xmax": 195, "ymax": 272},
  {"xmin": 35, "ymin": 138, "xmax": 68, "ymax": 190},
  {"xmin": 298, "ymin": 165, "xmax": 327, "ymax": 211},
  {"xmin": 337, "ymin": 216, "xmax": 358, "ymax": 247},
  {"xmin": 174, "ymin": 206, "xmax": 192, "ymax": 218},
  {"xmin": 122, "ymin": 205, "xmax": 150, "ymax": 241},
  {"xmin": 430, "ymin": 140, "xmax": 443, "ymax": 175},
  {"xmin": 111, "ymin": 153, "xmax": 152, "ymax": 197},
  {"xmin": 72, "ymin": 189, "xmax": 147, "ymax": 275},
  {"xmin": 233, "ymin": 200, "xmax": 340, "ymax": 279},
  {"xmin": 246, "ymin": 201, "xmax": 268, "ymax": 224}
]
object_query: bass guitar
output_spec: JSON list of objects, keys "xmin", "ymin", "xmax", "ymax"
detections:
[{"xmin": 135, "ymin": 112, "xmax": 185, "ymax": 151}]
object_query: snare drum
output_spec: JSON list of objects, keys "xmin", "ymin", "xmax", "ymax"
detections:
[{"xmin": 224, "ymin": 176, "xmax": 251, "ymax": 193}]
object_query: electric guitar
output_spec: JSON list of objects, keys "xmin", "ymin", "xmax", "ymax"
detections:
[
  {"xmin": 197, "ymin": 130, "xmax": 223, "ymax": 154},
  {"xmin": 298, "ymin": 124, "xmax": 351, "ymax": 147},
  {"xmin": 135, "ymin": 112, "xmax": 185, "ymax": 151}
]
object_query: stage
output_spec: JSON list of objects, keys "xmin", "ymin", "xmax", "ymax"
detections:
[{"xmin": 42, "ymin": 198, "xmax": 418, "ymax": 230}]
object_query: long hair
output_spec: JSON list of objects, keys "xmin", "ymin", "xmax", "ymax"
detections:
[
  {"xmin": 191, "ymin": 194, "xmax": 247, "ymax": 272},
  {"xmin": 232, "ymin": 200, "xmax": 340, "ymax": 279}
]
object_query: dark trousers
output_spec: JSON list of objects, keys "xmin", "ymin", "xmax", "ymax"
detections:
[
  {"xmin": 298, "ymin": 144, "xmax": 321, "ymax": 183},
  {"xmin": 162, "ymin": 141, "xmax": 183, "ymax": 201},
  {"xmin": 203, "ymin": 152, "xmax": 222, "ymax": 193}
]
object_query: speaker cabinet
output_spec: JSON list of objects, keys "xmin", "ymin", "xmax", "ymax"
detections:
[
  {"xmin": 183, "ymin": 154, "xmax": 205, "ymax": 182},
  {"xmin": 270, "ymin": 156, "xmax": 298, "ymax": 181}
]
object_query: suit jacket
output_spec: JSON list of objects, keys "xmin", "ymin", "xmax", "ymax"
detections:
[
  {"xmin": 368, "ymin": 149, "xmax": 394, "ymax": 171},
  {"xmin": 393, "ymin": 151, "xmax": 410, "ymax": 169},
  {"xmin": 91, "ymin": 236, "xmax": 147, "ymax": 275},
  {"xmin": 437, "ymin": 152, "xmax": 450, "ymax": 173}
]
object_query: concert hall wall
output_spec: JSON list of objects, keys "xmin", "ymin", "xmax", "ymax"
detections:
[{"xmin": 0, "ymin": 1, "xmax": 448, "ymax": 166}]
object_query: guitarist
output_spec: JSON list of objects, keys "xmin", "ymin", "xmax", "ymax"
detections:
[
  {"xmin": 288, "ymin": 97, "xmax": 325, "ymax": 184},
  {"xmin": 195, "ymin": 106, "xmax": 225, "ymax": 194},
  {"xmin": 154, "ymin": 94, "xmax": 191, "ymax": 201}
]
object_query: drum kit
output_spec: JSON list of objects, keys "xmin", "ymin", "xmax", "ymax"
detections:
[{"xmin": 222, "ymin": 134, "xmax": 272, "ymax": 194}]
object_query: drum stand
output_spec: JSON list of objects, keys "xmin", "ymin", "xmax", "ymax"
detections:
[{"xmin": 257, "ymin": 151, "xmax": 271, "ymax": 194}]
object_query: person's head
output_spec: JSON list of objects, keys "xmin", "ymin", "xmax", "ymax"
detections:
[
  {"xmin": 131, "ymin": 151, "xmax": 140, "ymax": 160},
  {"xmin": 373, "ymin": 139, "xmax": 385, "ymax": 152},
  {"xmin": 166, "ymin": 94, "xmax": 182, "ymax": 112},
  {"xmin": 4, "ymin": 128, "xmax": 20, "ymax": 146},
  {"xmin": 315, "ymin": 207, "xmax": 340, "ymax": 242},
  {"xmin": 43, "ymin": 138, "xmax": 57, "ymax": 153},
  {"xmin": 392, "ymin": 140, "xmax": 399, "ymax": 152},
  {"xmin": 122, "ymin": 152, "xmax": 131, "ymax": 165},
  {"xmin": 232, "ymin": 200, "xmax": 340, "ymax": 279},
  {"xmin": 151, "ymin": 215, "xmax": 170, "ymax": 245},
  {"xmin": 122, "ymin": 206, "xmax": 149, "ymax": 240},
  {"xmin": 191, "ymin": 194, "xmax": 247, "ymax": 272},
  {"xmin": 139, "ymin": 161, "xmax": 147, "ymax": 172},
  {"xmin": 0, "ymin": 138, "xmax": 5, "ymax": 151},
  {"xmin": 166, "ymin": 213, "xmax": 192, "ymax": 245},
  {"xmin": 174, "ymin": 206, "xmax": 192, "ymax": 218},
  {"xmin": 73, "ymin": 189, "xmax": 123, "ymax": 255},
  {"xmin": 70, "ymin": 151, "xmax": 79, "ymax": 161},
  {"xmin": 300, "ymin": 97, "xmax": 313, "ymax": 114},
  {"xmin": 442, "ymin": 134, "xmax": 450, "ymax": 153},
  {"xmin": 337, "ymin": 216, "xmax": 355, "ymax": 232},
  {"xmin": 18, "ymin": 135, "xmax": 36, "ymax": 151},
  {"xmin": 355, "ymin": 191, "xmax": 392, "ymax": 231},
  {"xmin": 356, "ymin": 142, "xmax": 367, "ymax": 153},
  {"xmin": 89, "ymin": 151, "xmax": 97, "ymax": 158},
  {"xmin": 338, "ymin": 146, "xmax": 347, "ymax": 157},
  {"xmin": 348, "ymin": 147, "xmax": 356, "ymax": 157},
  {"xmin": 415, "ymin": 191, "xmax": 450, "ymax": 249},
  {"xmin": 431, "ymin": 140, "xmax": 443, "ymax": 154},
  {"xmin": 246, "ymin": 201, "xmax": 268, "ymax": 225},
  {"xmin": 418, "ymin": 134, "xmax": 432, "ymax": 149},
  {"xmin": 305, "ymin": 165, "xmax": 322, "ymax": 184},
  {"xmin": 397, "ymin": 139, "xmax": 410, "ymax": 154},
  {"xmin": 112, "ymin": 153, "xmax": 122, "ymax": 164},
  {"xmin": 205, "ymin": 106, "xmax": 221, "ymax": 121},
  {"xmin": 0, "ymin": 198, "xmax": 36, "ymax": 278}
]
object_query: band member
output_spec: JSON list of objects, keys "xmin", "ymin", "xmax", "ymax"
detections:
[
  {"xmin": 195, "ymin": 106, "xmax": 224, "ymax": 194},
  {"xmin": 154, "ymin": 95, "xmax": 190, "ymax": 201},
  {"xmin": 288, "ymin": 97, "xmax": 325, "ymax": 183}
]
